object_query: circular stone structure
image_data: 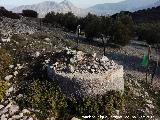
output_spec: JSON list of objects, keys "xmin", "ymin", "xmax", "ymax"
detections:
[{"xmin": 48, "ymin": 48, "xmax": 124, "ymax": 98}]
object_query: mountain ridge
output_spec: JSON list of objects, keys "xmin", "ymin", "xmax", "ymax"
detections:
[
  {"xmin": 88, "ymin": 0, "xmax": 160, "ymax": 15},
  {"xmin": 11, "ymin": 0, "xmax": 87, "ymax": 17},
  {"xmin": 11, "ymin": 0, "xmax": 160, "ymax": 17}
]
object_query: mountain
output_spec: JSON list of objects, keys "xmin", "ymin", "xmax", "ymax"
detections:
[
  {"xmin": 11, "ymin": 0, "xmax": 87, "ymax": 17},
  {"xmin": 11, "ymin": 0, "xmax": 160, "ymax": 17},
  {"xmin": 89, "ymin": 0, "xmax": 160, "ymax": 15}
]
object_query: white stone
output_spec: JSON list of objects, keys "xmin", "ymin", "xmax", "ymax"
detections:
[
  {"xmin": 45, "ymin": 59, "xmax": 50, "ymax": 63},
  {"xmin": 22, "ymin": 109, "xmax": 30, "ymax": 114},
  {"xmin": 35, "ymin": 51, "xmax": 40, "ymax": 57},
  {"xmin": 12, "ymin": 115, "xmax": 22, "ymax": 119},
  {"xmin": 13, "ymin": 71, "xmax": 18, "ymax": 76},
  {"xmin": 9, "ymin": 65, "xmax": 14, "ymax": 69},
  {"xmin": 22, "ymin": 116, "xmax": 28, "ymax": 120},
  {"xmin": 1, "ymin": 114, "xmax": 7, "ymax": 120},
  {"xmin": 115, "ymin": 110, "xmax": 120, "ymax": 115},
  {"xmin": 5, "ymin": 113, "xmax": 9, "ymax": 117},
  {"xmin": 147, "ymin": 104, "xmax": 154, "ymax": 109},
  {"xmin": 6, "ymin": 86, "xmax": 14, "ymax": 96},
  {"xmin": 9, "ymin": 105, "xmax": 19, "ymax": 115},
  {"xmin": 145, "ymin": 92, "xmax": 149, "ymax": 97},
  {"xmin": 71, "ymin": 117, "xmax": 81, "ymax": 120},
  {"xmin": 146, "ymin": 100, "xmax": 152, "ymax": 104},
  {"xmin": 101, "ymin": 56, "xmax": 109, "ymax": 62},
  {"xmin": 93, "ymin": 53, "xmax": 97, "ymax": 58},
  {"xmin": 17, "ymin": 64, "xmax": 24, "ymax": 70},
  {"xmin": 0, "ymin": 105, "xmax": 4, "ymax": 109},
  {"xmin": 50, "ymin": 66, "xmax": 54, "ymax": 69},
  {"xmin": 19, "ymin": 112, "xmax": 23, "ymax": 117},
  {"xmin": 76, "ymin": 51, "xmax": 84, "ymax": 61},
  {"xmin": 69, "ymin": 65, "xmax": 75, "ymax": 73},
  {"xmin": 50, "ymin": 117, "xmax": 56, "ymax": 120},
  {"xmin": 2, "ymin": 37, "xmax": 11, "ymax": 42},
  {"xmin": 27, "ymin": 117, "xmax": 33, "ymax": 120},
  {"xmin": 0, "ymin": 108, "xmax": 8, "ymax": 115},
  {"xmin": 155, "ymin": 91, "xmax": 158, "ymax": 95},
  {"xmin": 45, "ymin": 38, "xmax": 50, "ymax": 41},
  {"xmin": 4, "ymin": 75, "xmax": 13, "ymax": 81},
  {"xmin": 17, "ymin": 94, "xmax": 23, "ymax": 98},
  {"xmin": 5, "ymin": 102, "xmax": 12, "ymax": 109}
]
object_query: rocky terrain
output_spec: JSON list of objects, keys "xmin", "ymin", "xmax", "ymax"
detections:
[
  {"xmin": 0, "ymin": 16, "xmax": 160, "ymax": 120},
  {"xmin": 47, "ymin": 49, "xmax": 124, "ymax": 98}
]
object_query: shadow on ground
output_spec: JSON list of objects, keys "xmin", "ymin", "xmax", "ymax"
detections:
[{"xmin": 106, "ymin": 52, "xmax": 160, "ymax": 77}]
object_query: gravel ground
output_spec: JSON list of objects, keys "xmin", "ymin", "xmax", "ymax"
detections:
[{"xmin": 106, "ymin": 41, "xmax": 160, "ymax": 87}]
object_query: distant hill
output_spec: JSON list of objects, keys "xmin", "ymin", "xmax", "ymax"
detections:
[
  {"xmin": 111, "ymin": 6, "xmax": 160, "ymax": 23},
  {"xmin": 11, "ymin": 0, "xmax": 87, "ymax": 17},
  {"xmin": 89, "ymin": 0, "xmax": 160, "ymax": 15},
  {"xmin": 132, "ymin": 6, "xmax": 160, "ymax": 23}
]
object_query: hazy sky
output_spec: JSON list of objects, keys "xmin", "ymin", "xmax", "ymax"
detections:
[{"xmin": 0, "ymin": 0, "xmax": 124, "ymax": 8}]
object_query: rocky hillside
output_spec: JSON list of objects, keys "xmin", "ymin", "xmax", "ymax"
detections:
[
  {"xmin": 0, "ymin": 15, "xmax": 160, "ymax": 120},
  {"xmin": 89, "ymin": 0, "xmax": 160, "ymax": 15}
]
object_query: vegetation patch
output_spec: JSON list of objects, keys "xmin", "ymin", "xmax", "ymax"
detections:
[
  {"xmin": 0, "ymin": 48, "xmax": 13, "ymax": 78},
  {"xmin": 14, "ymin": 54, "xmax": 124, "ymax": 120},
  {"xmin": 0, "ymin": 80, "xmax": 8, "ymax": 102}
]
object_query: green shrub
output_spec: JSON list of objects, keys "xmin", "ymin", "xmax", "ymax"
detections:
[
  {"xmin": 22, "ymin": 10, "xmax": 38, "ymax": 18},
  {"xmin": 15, "ymin": 54, "xmax": 124, "ymax": 120},
  {"xmin": 0, "ymin": 80, "xmax": 8, "ymax": 102},
  {"xmin": 16, "ymin": 78, "xmax": 67, "ymax": 119},
  {"xmin": 67, "ymin": 91, "xmax": 124, "ymax": 119},
  {"xmin": 0, "ymin": 48, "xmax": 12, "ymax": 78},
  {"xmin": 136, "ymin": 23, "xmax": 160, "ymax": 45},
  {"xmin": 0, "ymin": 7, "xmax": 20, "ymax": 19}
]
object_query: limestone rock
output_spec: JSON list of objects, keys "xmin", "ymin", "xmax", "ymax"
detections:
[
  {"xmin": 1, "ymin": 114, "xmax": 7, "ymax": 120},
  {"xmin": 4, "ymin": 75, "xmax": 13, "ymax": 81},
  {"xmin": 0, "ymin": 108, "xmax": 8, "ymax": 116},
  {"xmin": 27, "ymin": 117, "xmax": 33, "ymax": 120},
  {"xmin": 0, "ymin": 105, "xmax": 4, "ymax": 109},
  {"xmin": 71, "ymin": 117, "xmax": 81, "ymax": 120},
  {"xmin": 9, "ymin": 104, "xmax": 19, "ymax": 115},
  {"xmin": 22, "ymin": 109, "xmax": 30, "ymax": 114}
]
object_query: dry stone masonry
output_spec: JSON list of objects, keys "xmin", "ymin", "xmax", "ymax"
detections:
[{"xmin": 48, "ymin": 48, "xmax": 124, "ymax": 98}]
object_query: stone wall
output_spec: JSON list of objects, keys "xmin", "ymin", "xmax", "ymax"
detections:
[{"xmin": 47, "ymin": 48, "xmax": 124, "ymax": 98}]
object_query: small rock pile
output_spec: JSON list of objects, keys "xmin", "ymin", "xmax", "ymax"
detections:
[
  {"xmin": 52, "ymin": 48, "xmax": 119, "ymax": 74},
  {"xmin": 48, "ymin": 48, "xmax": 124, "ymax": 98}
]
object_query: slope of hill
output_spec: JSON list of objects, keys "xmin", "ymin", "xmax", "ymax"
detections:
[
  {"xmin": 11, "ymin": 0, "xmax": 87, "ymax": 17},
  {"xmin": 0, "ymin": 14, "xmax": 160, "ymax": 119},
  {"xmin": 89, "ymin": 0, "xmax": 159, "ymax": 15},
  {"xmin": 112, "ymin": 6, "xmax": 160, "ymax": 23},
  {"xmin": 132, "ymin": 6, "xmax": 160, "ymax": 23}
]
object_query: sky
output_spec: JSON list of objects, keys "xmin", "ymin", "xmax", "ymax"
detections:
[{"xmin": 0, "ymin": 0, "xmax": 124, "ymax": 8}]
